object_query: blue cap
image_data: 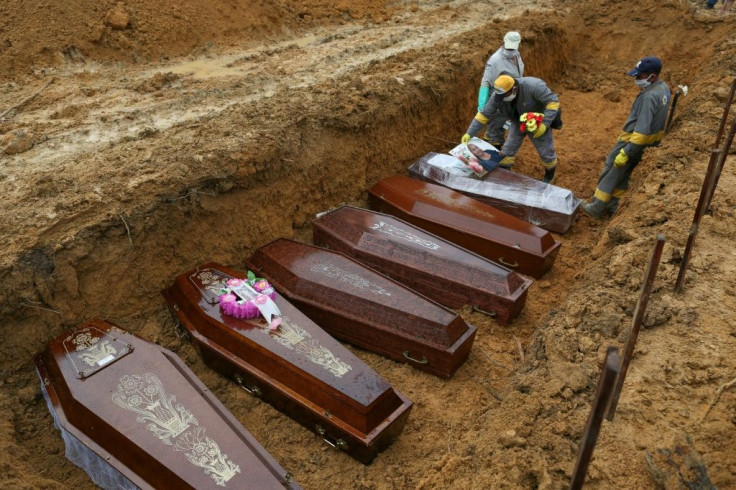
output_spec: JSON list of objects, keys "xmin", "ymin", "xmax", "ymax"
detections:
[{"xmin": 627, "ymin": 56, "xmax": 662, "ymax": 77}]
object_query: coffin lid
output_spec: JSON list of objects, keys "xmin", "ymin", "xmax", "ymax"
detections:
[
  {"xmin": 368, "ymin": 173, "xmax": 557, "ymax": 254},
  {"xmin": 175, "ymin": 263, "xmax": 392, "ymax": 412},
  {"xmin": 36, "ymin": 319, "xmax": 293, "ymax": 489},
  {"xmin": 312, "ymin": 205, "xmax": 528, "ymax": 295},
  {"xmin": 248, "ymin": 238, "xmax": 469, "ymax": 348}
]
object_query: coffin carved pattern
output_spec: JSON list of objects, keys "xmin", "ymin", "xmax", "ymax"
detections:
[
  {"xmin": 270, "ymin": 316, "xmax": 353, "ymax": 378},
  {"xmin": 310, "ymin": 263, "xmax": 392, "ymax": 297},
  {"xmin": 72, "ymin": 332, "xmax": 117, "ymax": 367},
  {"xmin": 63, "ymin": 327, "xmax": 133, "ymax": 378},
  {"xmin": 112, "ymin": 373, "xmax": 241, "ymax": 487},
  {"xmin": 370, "ymin": 221, "xmax": 440, "ymax": 250}
]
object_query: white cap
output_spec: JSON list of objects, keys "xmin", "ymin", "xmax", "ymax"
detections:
[{"xmin": 503, "ymin": 31, "xmax": 521, "ymax": 50}]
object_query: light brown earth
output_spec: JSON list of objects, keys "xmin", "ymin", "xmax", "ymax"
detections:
[{"xmin": 1, "ymin": 0, "xmax": 735, "ymax": 488}]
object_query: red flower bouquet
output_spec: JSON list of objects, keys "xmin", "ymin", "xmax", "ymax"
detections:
[{"xmin": 519, "ymin": 112, "xmax": 544, "ymax": 134}]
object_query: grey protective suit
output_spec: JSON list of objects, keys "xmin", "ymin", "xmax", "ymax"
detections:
[
  {"xmin": 479, "ymin": 47, "xmax": 524, "ymax": 144},
  {"xmin": 593, "ymin": 79, "xmax": 671, "ymax": 203},
  {"xmin": 467, "ymin": 76, "xmax": 560, "ymax": 170}
]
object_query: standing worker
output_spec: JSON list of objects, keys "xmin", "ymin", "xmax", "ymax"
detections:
[
  {"xmin": 476, "ymin": 31, "xmax": 525, "ymax": 147},
  {"xmin": 462, "ymin": 74, "xmax": 562, "ymax": 183},
  {"xmin": 581, "ymin": 56, "xmax": 671, "ymax": 218}
]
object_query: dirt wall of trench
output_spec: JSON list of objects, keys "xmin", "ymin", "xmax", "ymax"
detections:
[{"xmin": 0, "ymin": 15, "xmax": 576, "ymax": 370}]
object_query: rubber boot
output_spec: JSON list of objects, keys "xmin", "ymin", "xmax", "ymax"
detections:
[
  {"xmin": 608, "ymin": 197, "xmax": 620, "ymax": 215},
  {"xmin": 581, "ymin": 198, "xmax": 609, "ymax": 219},
  {"xmin": 543, "ymin": 167, "xmax": 556, "ymax": 184}
]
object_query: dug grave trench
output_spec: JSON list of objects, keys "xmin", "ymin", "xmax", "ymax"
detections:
[{"xmin": 2, "ymin": 8, "xmax": 723, "ymax": 487}]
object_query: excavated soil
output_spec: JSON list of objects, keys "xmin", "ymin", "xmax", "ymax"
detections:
[{"xmin": 1, "ymin": 0, "xmax": 735, "ymax": 488}]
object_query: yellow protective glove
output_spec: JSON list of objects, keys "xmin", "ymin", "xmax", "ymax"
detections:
[
  {"xmin": 461, "ymin": 134, "xmax": 471, "ymax": 144},
  {"xmin": 614, "ymin": 148, "xmax": 629, "ymax": 167},
  {"xmin": 532, "ymin": 123, "xmax": 547, "ymax": 139}
]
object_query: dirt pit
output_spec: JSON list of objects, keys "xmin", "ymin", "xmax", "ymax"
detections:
[{"xmin": 1, "ymin": 0, "xmax": 735, "ymax": 488}]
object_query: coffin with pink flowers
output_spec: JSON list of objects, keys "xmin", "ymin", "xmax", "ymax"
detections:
[{"xmin": 162, "ymin": 263, "xmax": 413, "ymax": 464}]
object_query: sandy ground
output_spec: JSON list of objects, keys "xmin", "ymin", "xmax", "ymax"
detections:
[{"xmin": 1, "ymin": 0, "xmax": 735, "ymax": 488}]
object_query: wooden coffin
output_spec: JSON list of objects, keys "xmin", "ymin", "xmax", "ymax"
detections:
[
  {"xmin": 162, "ymin": 263, "xmax": 412, "ymax": 465},
  {"xmin": 408, "ymin": 152, "xmax": 581, "ymax": 234},
  {"xmin": 312, "ymin": 205, "xmax": 532, "ymax": 325},
  {"xmin": 246, "ymin": 238, "xmax": 477, "ymax": 379},
  {"xmin": 35, "ymin": 319, "xmax": 297, "ymax": 490},
  {"xmin": 367, "ymin": 174, "xmax": 561, "ymax": 278}
]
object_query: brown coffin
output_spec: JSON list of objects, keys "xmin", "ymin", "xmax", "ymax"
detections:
[
  {"xmin": 408, "ymin": 152, "xmax": 581, "ymax": 234},
  {"xmin": 35, "ymin": 319, "xmax": 297, "ymax": 490},
  {"xmin": 312, "ymin": 205, "xmax": 532, "ymax": 325},
  {"xmin": 246, "ymin": 238, "xmax": 477, "ymax": 379},
  {"xmin": 162, "ymin": 263, "xmax": 412, "ymax": 465},
  {"xmin": 367, "ymin": 174, "xmax": 561, "ymax": 278}
]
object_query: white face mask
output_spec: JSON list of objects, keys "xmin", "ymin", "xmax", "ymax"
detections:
[
  {"xmin": 503, "ymin": 93, "xmax": 517, "ymax": 102},
  {"xmin": 635, "ymin": 77, "xmax": 652, "ymax": 89}
]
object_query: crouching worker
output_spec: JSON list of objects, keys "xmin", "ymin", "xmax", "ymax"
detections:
[
  {"xmin": 462, "ymin": 74, "xmax": 562, "ymax": 184},
  {"xmin": 582, "ymin": 56, "xmax": 671, "ymax": 219}
]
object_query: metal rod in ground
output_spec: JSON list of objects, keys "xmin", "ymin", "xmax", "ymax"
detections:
[
  {"xmin": 606, "ymin": 235, "xmax": 666, "ymax": 422},
  {"xmin": 675, "ymin": 148, "xmax": 722, "ymax": 293},
  {"xmin": 665, "ymin": 89, "xmax": 681, "ymax": 134},
  {"xmin": 713, "ymin": 77, "xmax": 736, "ymax": 149},
  {"xmin": 706, "ymin": 114, "xmax": 736, "ymax": 212},
  {"xmin": 569, "ymin": 346, "xmax": 621, "ymax": 490}
]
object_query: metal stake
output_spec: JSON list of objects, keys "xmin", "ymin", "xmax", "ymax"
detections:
[
  {"xmin": 569, "ymin": 346, "xmax": 620, "ymax": 490},
  {"xmin": 675, "ymin": 79, "xmax": 736, "ymax": 291},
  {"xmin": 713, "ymin": 77, "xmax": 736, "ymax": 150},
  {"xmin": 675, "ymin": 149, "xmax": 721, "ymax": 292},
  {"xmin": 664, "ymin": 86, "xmax": 687, "ymax": 134},
  {"xmin": 606, "ymin": 235, "xmax": 665, "ymax": 421},
  {"xmin": 705, "ymin": 114, "xmax": 736, "ymax": 212}
]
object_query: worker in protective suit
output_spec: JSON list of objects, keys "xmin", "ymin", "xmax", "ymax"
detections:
[
  {"xmin": 463, "ymin": 74, "xmax": 562, "ymax": 183},
  {"xmin": 476, "ymin": 31, "xmax": 525, "ymax": 147},
  {"xmin": 581, "ymin": 56, "xmax": 671, "ymax": 218}
]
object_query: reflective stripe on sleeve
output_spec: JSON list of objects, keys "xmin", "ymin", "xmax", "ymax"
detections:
[
  {"xmin": 630, "ymin": 131, "xmax": 664, "ymax": 145},
  {"xmin": 474, "ymin": 112, "xmax": 490, "ymax": 125},
  {"xmin": 617, "ymin": 131, "xmax": 632, "ymax": 142}
]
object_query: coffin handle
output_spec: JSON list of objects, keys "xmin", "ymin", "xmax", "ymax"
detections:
[
  {"xmin": 315, "ymin": 425, "xmax": 349, "ymax": 451},
  {"xmin": 234, "ymin": 374, "xmax": 263, "ymax": 398},
  {"xmin": 403, "ymin": 351, "xmax": 429, "ymax": 365},
  {"xmin": 498, "ymin": 256, "xmax": 520, "ymax": 268},
  {"xmin": 170, "ymin": 315, "xmax": 190, "ymax": 340},
  {"xmin": 472, "ymin": 306, "xmax": 497, "ymax": 318}
]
